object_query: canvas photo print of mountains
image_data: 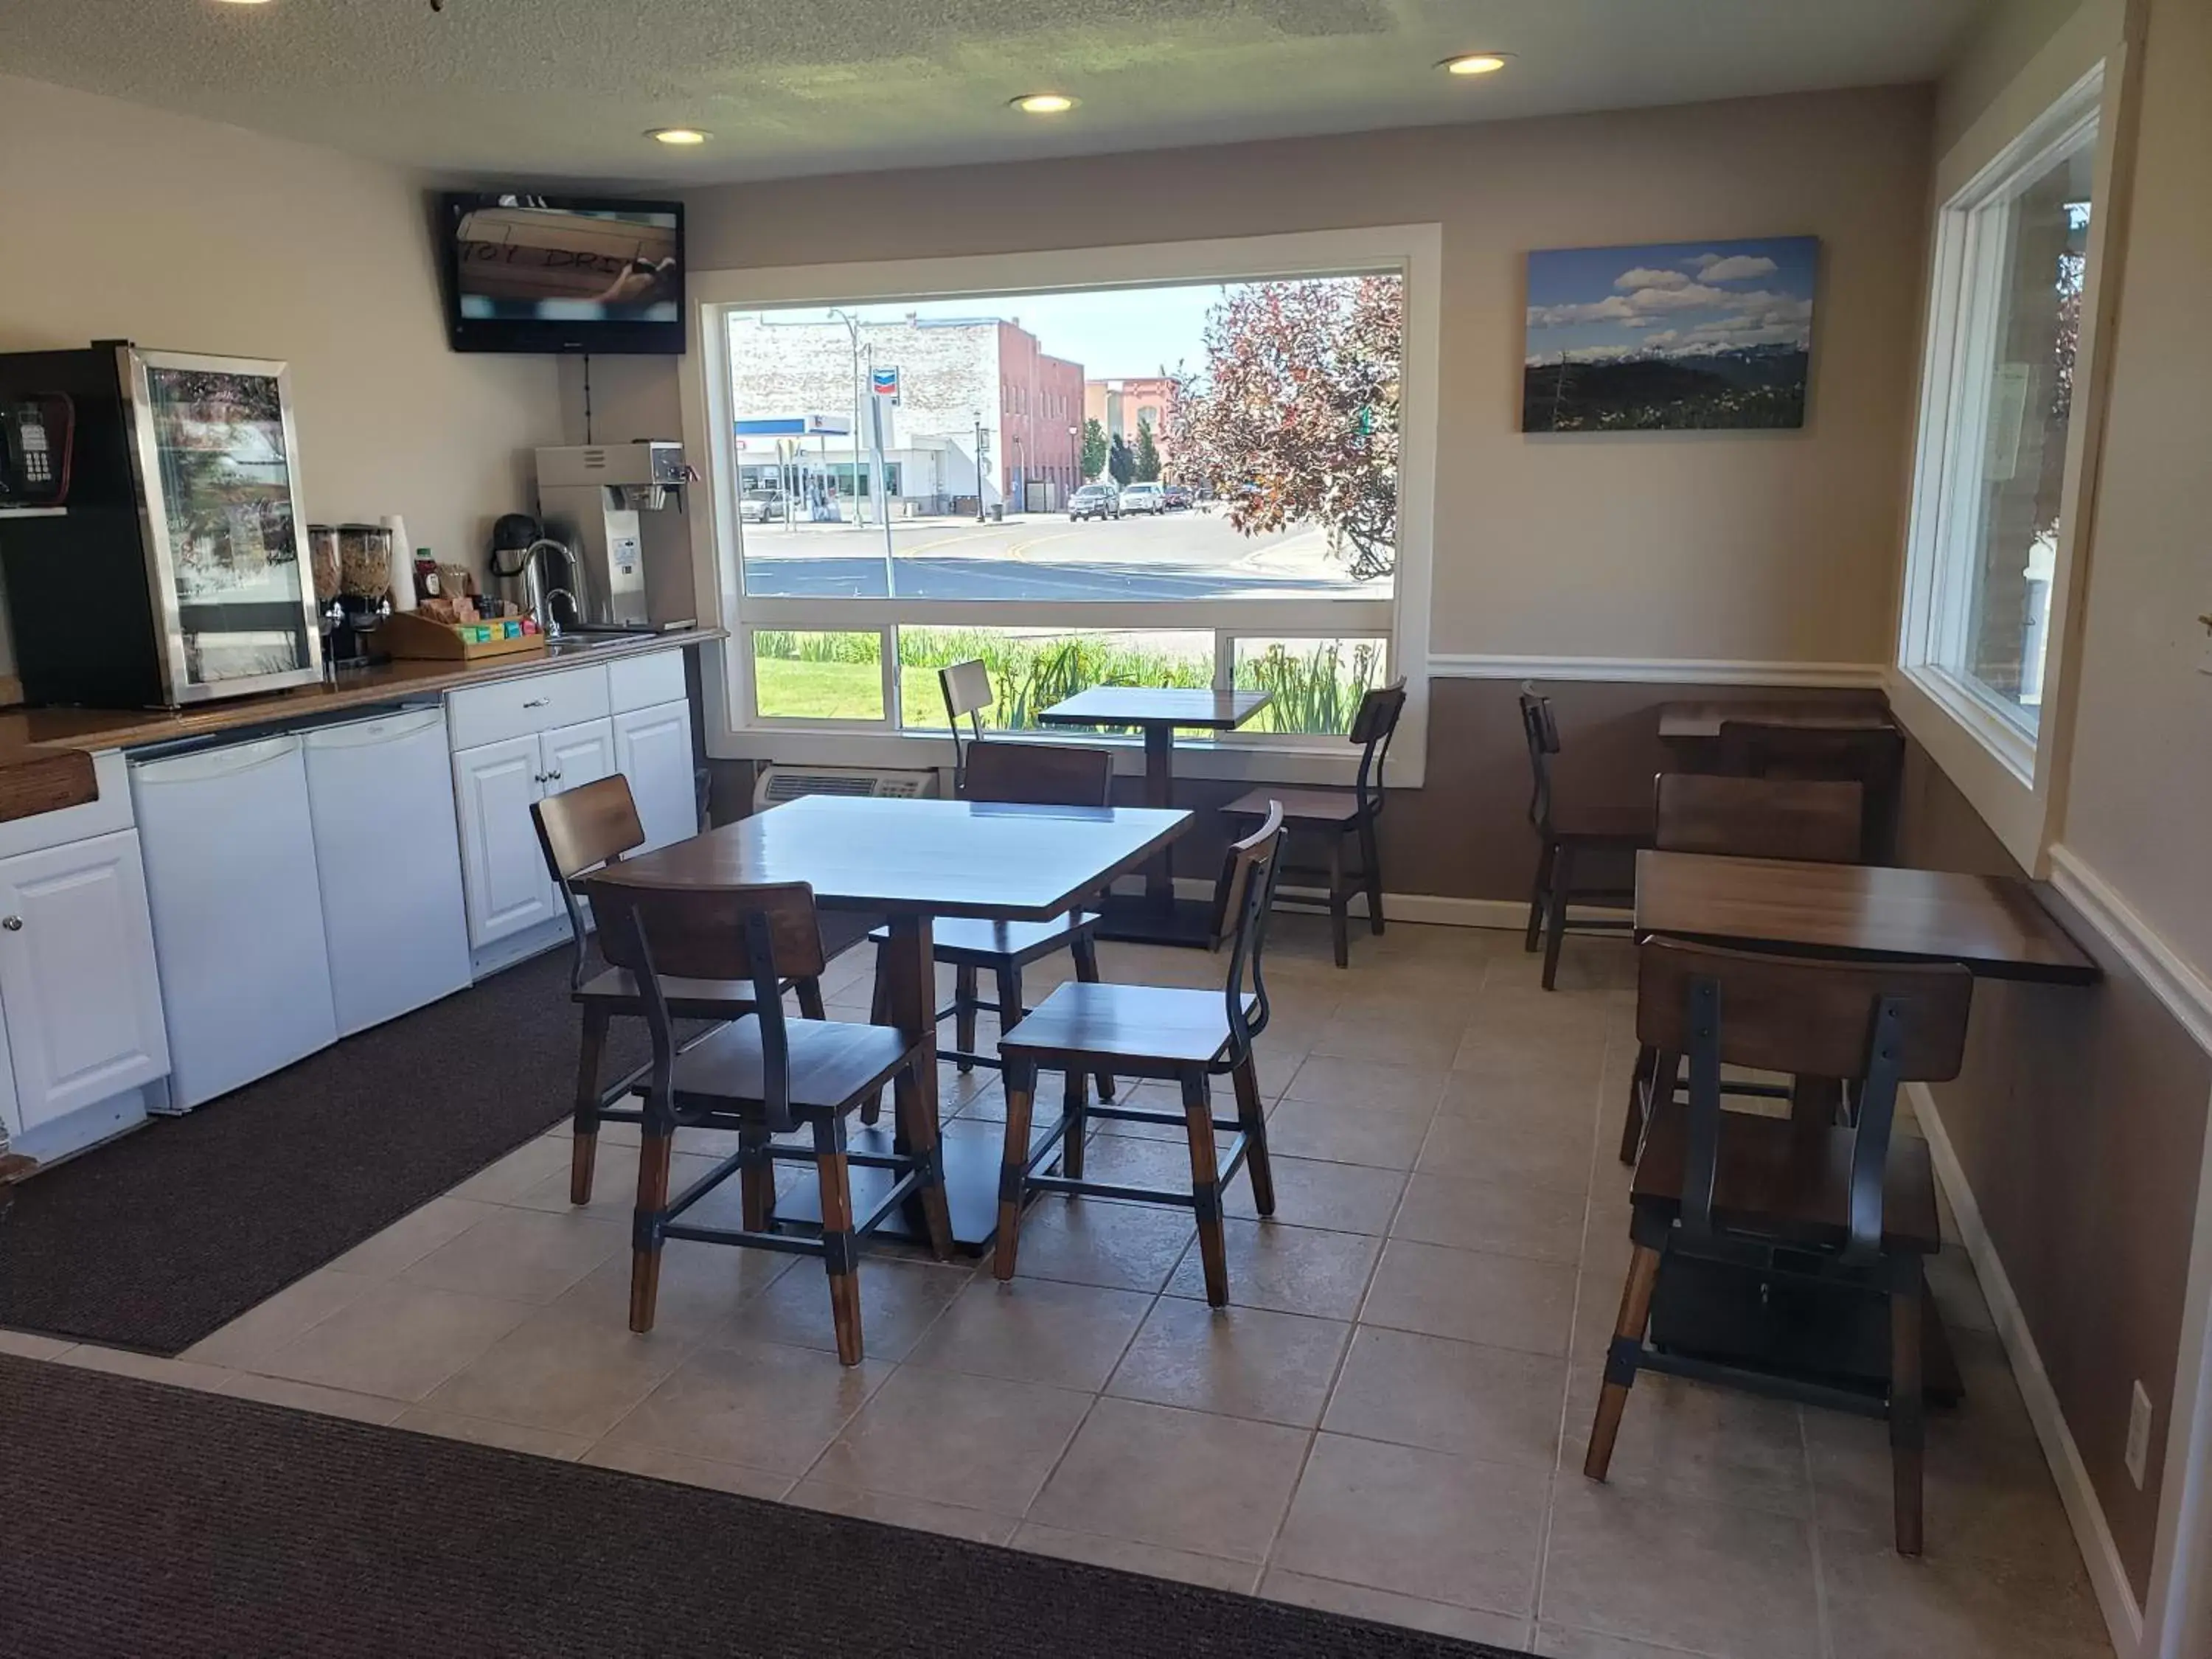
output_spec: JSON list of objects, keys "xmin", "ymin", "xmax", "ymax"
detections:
[{"xmin": 1522, "ymin": 236, "xmax": 1818, "ymax": 431}]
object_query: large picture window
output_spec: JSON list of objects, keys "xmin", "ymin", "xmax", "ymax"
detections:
[
  {"xmin": 682, "ymin": 228, "xmax": 1438, "ymax": 775},
  {"xmin": 1899, "ymin": 74, "xmax": 2102, "ymax": 767}
]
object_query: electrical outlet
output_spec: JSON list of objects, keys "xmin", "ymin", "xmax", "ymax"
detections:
[{"xmin": 2126, "ymin": 1381, "xmax": 2154, "ymax": 1488}]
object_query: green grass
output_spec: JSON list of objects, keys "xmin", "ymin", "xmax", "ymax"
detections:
[{"xmin": 754, "ymin": 657, "xmax": 883, "ymax": 720}]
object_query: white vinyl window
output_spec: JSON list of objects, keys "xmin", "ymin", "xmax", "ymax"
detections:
[
  {"xmin": 1899, "ymin": 71, "xmax": 2104, "ymax": 777},
  {"xmin": 679, "ymin": 227, "xmax": 1441, "ymax": 786}
]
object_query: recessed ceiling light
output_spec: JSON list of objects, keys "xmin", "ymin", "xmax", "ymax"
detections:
[
  {"xmin": 1012, "ymin": 93, "xmax": 1077, "ymax": 115},
  {"xmin": 647, "ymin": 128, "xmax": 711, "ymax": 146},
  {"xmin": 213, "ymin": 0, "xmax": 276, "ymax": 6},
  {"xmin": 1440, "ymin": 52, "xmax": 1511, "ymax": 76}
]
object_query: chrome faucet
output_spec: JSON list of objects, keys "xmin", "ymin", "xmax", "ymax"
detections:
[{"xmin": 524, "ymin": 538, "xmax": 579, "ymax": 637}]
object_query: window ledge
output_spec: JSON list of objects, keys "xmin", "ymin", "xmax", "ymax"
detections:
[
  {"xmin": 1885, "ymin": 662, "xmax": 2051, "ymax": 872},
  {"xmin": 706, "ymin": 723, "xmax": 1411, "ymax": 788},
  {"xmin": 1897, "ymin": 663, "xmax": 2037, "ymax": 785}
]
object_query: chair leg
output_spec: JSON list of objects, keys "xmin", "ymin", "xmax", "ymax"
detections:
[
  {"xmin": 1231, "ymin": 1054, "xmax": 1275, "ymax": 1217},
  {"xmin": 629, "ymin": 1124, "xmax": 675, "ymax": 1335},
  {"xmin": 887, "ymin": 1060, "xmax": 953, "ymax": 1262},
  {"xmin": 1326, "ymin": 832, "xmax": 1351, "ymax": 969},
  {"xmin": 1524, "ymin": 840, "xmax": 1557, "ymax": 952},
  {"xmin": 858, "ymin": 945, "xmax": 891, "ymax": 1127},
  {"xmin": 993, "ymin": 1060, "xmax": 1039, "ymax": 1282},
  {"xmin": 1619, "ymin": 1044, "xmax": 1663, "ymax": 1166},
  {"xmin": 1069, "ymin": 933, "xmax": 1116, "ymax": 1102},
  {"xmin": 1541, "ymin": 842, "xmax": 1574, "ymax": 991},
  {"xmin": 1181, "ymin": 1068, "xmax": 1230, "ymax": 1307},
  {"xmin": 810, "ymin": 1115, "xmax": 865, "ymax": 1366},
  {"xmin": 954, "ymin": 964, "xmax": 980, "ymax": 1073},
  {"xmin": 571, "ymin": 1004, "xmax": 611, "ymax": 1206},
  {"xmin": 1891, "ymin": 1257, "xmax": 1927, "ymax": 1557},
  {"xmin": 1358, "ymin": 819, "xmax": 1385, "ymax": 936},
  {"xmin": 1583, "ymin": 1242, "xmax": 1663, "ymax": 1478},
  {"xmin": 739, "ymin": 1124, "xmax": 776, "ymax": 1232},
  {"xmin": 1060, "ymin": 1065, "xmax": 1090, "ymax": 1181},
  {"xmin": 795, "ymin": 976, "xmax": 827, "ymax": 1020}
]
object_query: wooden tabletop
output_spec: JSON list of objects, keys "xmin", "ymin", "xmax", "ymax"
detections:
[
  {"xmin": 1634, "ymin": 850, "xmax": 2097, "ymax": 984},
  {"xmin": 1658, "ymin": 699, "xmax": 1896, "ymax": 741},
  {"xmin": 1037, "ymin": 687, "xmax": 1271, "ymax": 731},
  {"xmin": 595, "ymin": 796, "xmax": 1192, "ymax": 921}
]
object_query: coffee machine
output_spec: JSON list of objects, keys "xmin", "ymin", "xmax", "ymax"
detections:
[{"xmin": 532, "ymin": 441, "xmax": 687, "ymax": 631}]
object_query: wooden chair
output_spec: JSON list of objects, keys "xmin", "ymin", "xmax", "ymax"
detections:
[
  {"xmin": 1585, "ymin": 939, "xmax": 1969, "ymax": 1557},
  {"xmin": 1222, "ymin": 678, "xmax": 1407, "ymax": 967},
  {"xmin": 860, "ymin": 739, "xmax": 1118, "ymax": 1127},
  {"xmin": 991, "ymin": 804, "xmax": 1287, "ymax": 1306},
  {"xmin": 1618, "ymin": 774, "xmax": 1868, "ymax": 1163},
  {"xmin": 532, "ymin": 776, "xmax": 832, "ymax": 1207},
  {"xmin": 1520, "ymin": 684, "xmax": 1653, "ymax": 990},
  {"xmin": 1717, "ymin": 720, "xmax": 1905, "ymax": 863},
  {"xmin": 939, "ymin": 658, "xmax": 996, "ymax": 794},
  {"xmin": 581, "ymin": 872, "xmax": 952, "ymax": 1363}
]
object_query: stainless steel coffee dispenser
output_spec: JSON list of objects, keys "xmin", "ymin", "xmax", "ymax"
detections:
[{"xmin": 532, "ymin": 441, "xmax": 687, "ymax": 630}]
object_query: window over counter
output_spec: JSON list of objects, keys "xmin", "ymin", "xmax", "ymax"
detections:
[
  {"xmin": 681, "ymin": 227, "xmax": 1440, "ymax": 784},
  {"xmin": 1899, "ymin": 68, "xmax": 2105, "ymax": 780}
]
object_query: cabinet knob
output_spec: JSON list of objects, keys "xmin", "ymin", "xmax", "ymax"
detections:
[
  {"xmin": 522, "ymin": 697, "xmax": 552, "ymax": 709},
  {"xmin": 547, "ymin": 768, "xmax": 563, "ymax": 781},
  {"xmin": 1, "ymin": 916, "xmax": 21, "ymax": 931}
]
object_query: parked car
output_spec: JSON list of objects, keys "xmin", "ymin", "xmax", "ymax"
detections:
[
  {"xmin": 1119, "ymin": 482, "xmax": 1168, "ymax": 515},
  {"xmin": 1164, "ymin": 484, "xmax": 1194, "ymax": 510},
  {"xmin": 740, "ymin": 488, "xmax": 785, "ymax": 524},
  {"xmin": 1070, "ymin": 483, "xmax": 1121, "ymax": 521}
]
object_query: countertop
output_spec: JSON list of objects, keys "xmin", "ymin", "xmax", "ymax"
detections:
[{"xmin": 0, "ymin": 630, "xmax": 722, "ymax": 817}]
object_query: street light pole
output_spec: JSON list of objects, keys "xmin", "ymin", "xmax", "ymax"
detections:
[
  {"xmin": 827, "ymin": 308, "xmax": 865, "ymax": 529},
  {"xmin": 973, "ymin": 410, "xmax": 987, "ymax": 523}
]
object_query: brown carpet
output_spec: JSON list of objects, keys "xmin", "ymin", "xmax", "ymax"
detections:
[
  {"xmin": 1, "ymin": 1354, "xmax": 1532, "ymax": 1658},
  {"xmin": 0, "ymin": 949, "xmax": 626, "ymax": 1354}
]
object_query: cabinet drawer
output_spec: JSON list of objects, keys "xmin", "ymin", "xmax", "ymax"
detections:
[
  {"xmin": 447, "ymin": 665, "xmax": 610, "ymax": 751},
  {"xmin": 608, "ymin": 648, "xmax": 687, "ymax": 715},
  {"xmin": 0, "ymin": 750, "xmax": 133, "ymax": 863}
]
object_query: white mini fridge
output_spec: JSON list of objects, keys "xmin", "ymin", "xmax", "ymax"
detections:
[
  {"xmin": 131, "ymin": 734, "xmax": 338, "ymax": 1110},
  {"xmin": 302, "ymin": 709, "xmax": 473, "ymax": 1037}
]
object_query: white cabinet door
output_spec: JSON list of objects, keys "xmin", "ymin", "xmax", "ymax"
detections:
[
  {"xmin": 452, "ymin": 734, "xmax": 554, "ymax": 948},
  {"xmin": 0, "ymin": 829, "xmax": 170, "ymax": 1133},
  {"xmin": 613, "ymin": 700, "xmax": 698, "ymax": 852},
  {"xmin": 540, "ymin": 717, "xmax": 616, "ymax": 798}
]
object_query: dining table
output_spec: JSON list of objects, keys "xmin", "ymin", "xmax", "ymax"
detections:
[
  {"xmin": 601, "ymin": 793, "xmax": 1191, "ymax": 1251},
  {"xmin": 1036, "ymin": 685, "xmax": 1272, "ymax": 947},
  {"xmin": 1655, "ymin": 698, "xmax": 1898, "ymax": 742},
  {"xmin": 1630, "ymin": 847, "xmax": 2098, "ymax": 1401}
]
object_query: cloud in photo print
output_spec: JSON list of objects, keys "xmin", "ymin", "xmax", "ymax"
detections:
[{"xmin": 1522, "ymin": 236, "xmax": 1818, "ymax": 431}]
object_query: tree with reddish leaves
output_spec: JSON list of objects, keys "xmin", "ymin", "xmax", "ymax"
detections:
[{"xmin": 1172, "ymin": 276, "xmax": 1403, "ymax": 580}]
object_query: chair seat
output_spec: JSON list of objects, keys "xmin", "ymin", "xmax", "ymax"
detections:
[
  {"xmin": 1222, "ymin": 785, "xmax": 1366, "ymax": 826},
  {"xmin": 1632, "ymin": 1103, "xmax": 1941, "ymax": 1256},
  {"xmin": 576, "ymin": 966, "xmax": 761, "ymax": 1018},
  {"xmin": 868, "ymin": 912, "xmax": 1097, "ymax": 966},
  {"xmin": 1000, "ymin": 981, "xmax": 1259, "ymax": 1065},
  {"xmin": 670, "ymin": 1018, "xmax": 914, "ymax": 1116}
]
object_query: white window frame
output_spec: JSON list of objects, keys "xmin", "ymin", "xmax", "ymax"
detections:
[
  {"xmin": 1891, "ymin": 60, "xmax": 2123, "ymax": 869},
  {"xmin": 675, "ymin": 226, "xmax": 1441, "ymax": 788}
]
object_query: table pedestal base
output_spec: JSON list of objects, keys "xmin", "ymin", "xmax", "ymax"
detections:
[
  {"xmin": 772, "ymin": 1119, "xmax": 1057, "ymax": 1256},
  {"xmin": 1648, "ymin": 1255, "xmax": 1964, "ymax": 1405}
]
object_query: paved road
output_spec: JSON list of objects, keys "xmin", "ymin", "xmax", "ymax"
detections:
[{"xmin": 737, "ymin": 509, "xmax": 1382, "ymax": 601}]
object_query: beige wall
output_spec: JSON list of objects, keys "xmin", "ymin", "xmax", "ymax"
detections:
[
  {"xmin": 584, "ymin": 86, "xmax": 1934, "ymax": 670},
  {"xmin": 0, "ymin": 74, "xmax": 563, "ymax": 678},
  {"xmin": 2051, "ymin": 0, "xmax": 2212, "ymax": 978}
]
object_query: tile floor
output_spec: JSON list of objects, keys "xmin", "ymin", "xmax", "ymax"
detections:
[{"xmin": 2, "ymin": 920, "xmax": 2117, "ymax": 1658}]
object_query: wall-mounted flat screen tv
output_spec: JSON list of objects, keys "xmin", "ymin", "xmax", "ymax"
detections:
[{"xmin": 439, "ymin": 193, "xmax": 686, "ymax": 355}]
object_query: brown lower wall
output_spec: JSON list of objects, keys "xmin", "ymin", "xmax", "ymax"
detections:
[{"xmin": 1897, "ymin": 745, "xmax": 2210, "ymax": 1602}]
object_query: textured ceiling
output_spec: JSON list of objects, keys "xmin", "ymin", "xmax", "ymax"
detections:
[{"xmin": 0, "ymin": 0, "xmax": 1989, "ymax": 183}]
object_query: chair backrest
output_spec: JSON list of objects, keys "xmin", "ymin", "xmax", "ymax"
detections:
[
  {"xmin": 1652, "ymin": 773, "xmax": 1865, "ymax": 865},
  {"xmin": 531, "ymin": 776, "xmax": 647, "ymax": 990},
  {"xmin": 1517, "ymin": 683, "xmax": 1561, "ymax": 833},
  {"xmin": 582, "ymin": 874, "xmax": 827, "ymax": 1132},
  {"xmin": 1635, "ymin": 938, "xmax": 1972, "ymax": 1261},
  {"xmin": 1216, "ymin": 802, "xmax": 1288, "ymax": 1066},
  {"xmin": 961, "ymin": 739, "xmax": 1113, "ymax": 808},
  {"xmin": 940, "ymin": 659, "xmax": 995, "ymax": 791},
  {"xmin": 1349, "ymin": 678, "xmax": 1408, "ymax": 818},
  {"xmin": 1716, "ymin": 721, "xmax": 1905, "ymax": 862}
]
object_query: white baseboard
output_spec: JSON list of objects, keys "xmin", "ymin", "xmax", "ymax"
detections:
[{"xmin": 1910, "ymin": 1079, "xmax": 2146, "ymax": 1657}]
